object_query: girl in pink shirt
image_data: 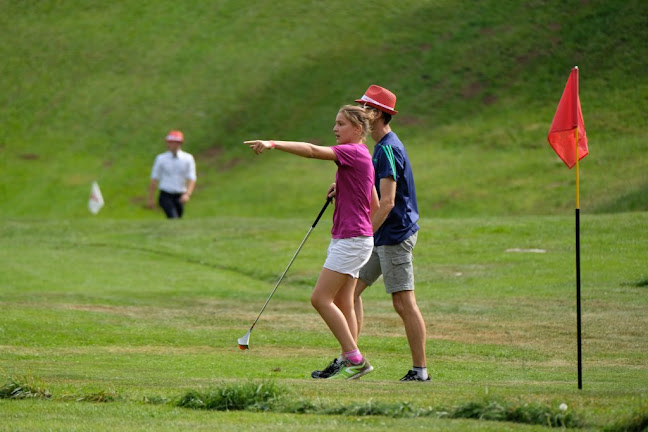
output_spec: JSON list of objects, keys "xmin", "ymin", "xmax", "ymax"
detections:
[{"xmin": 245, "ymin": 105, "xmax": 379, "ymax": 380}]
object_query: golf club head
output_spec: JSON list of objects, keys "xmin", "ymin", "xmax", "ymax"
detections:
[{"xmin": 237, "ymin": 331, "xmax": 251, "ymax": 350}]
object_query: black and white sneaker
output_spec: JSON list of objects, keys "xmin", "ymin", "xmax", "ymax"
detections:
[
  {"xmin": 399, "ymin": 370, "xmax": 431, "ymax": 382},
  {"xmin": 311, "ymin": 358, "xmax": 342, "ymax": 379}
]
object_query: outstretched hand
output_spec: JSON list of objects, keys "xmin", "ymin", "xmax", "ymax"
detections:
[{"xmin": 244, "ymin": 140, "xmax": 274, "ymax": 154}]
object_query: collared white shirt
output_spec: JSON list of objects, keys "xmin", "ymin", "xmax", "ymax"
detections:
[{"xmin": 151, "ymin": 150, "xmax": 197, "ymax": 194}]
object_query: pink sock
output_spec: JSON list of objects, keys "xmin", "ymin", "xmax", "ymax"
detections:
[{"xmin": 344, "ymin": 349, "xmax": 363, "ymax": 364}]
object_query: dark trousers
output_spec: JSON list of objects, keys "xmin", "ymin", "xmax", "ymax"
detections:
[{"xmin": 159, "ymin": 191, "xmax": 184, "ymax": 219}]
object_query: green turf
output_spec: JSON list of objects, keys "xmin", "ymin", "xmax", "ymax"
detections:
[
  {"xmin": 1, "ymin": 214, "xmax": 646, "ymax": 430},
  {"xmin": 1, "ymin": 0, "xmax": 647, "ymax": 429}
]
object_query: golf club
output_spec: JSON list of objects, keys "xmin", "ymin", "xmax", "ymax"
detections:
[{"xmin": 237, "ymin": 196, "xmax": 333, "ymax": 350}]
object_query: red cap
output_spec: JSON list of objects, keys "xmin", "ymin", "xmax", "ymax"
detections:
[{"xmin": 165, "ymin": 130, "xmax": 184, "ymax": 142}]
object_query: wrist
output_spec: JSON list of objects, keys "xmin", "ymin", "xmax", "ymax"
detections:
[{"xmin": 269, "ymin": 140, "xmax": 276, "ymax": 149}]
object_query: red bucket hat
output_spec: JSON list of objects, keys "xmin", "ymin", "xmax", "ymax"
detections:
[
  {"xmin": 165, "ymin": 130, "xmax": 184, "ymax": 142},
  {"xmin": 355, "ymin": 85, "xmax": 398, "ymax": 115}
]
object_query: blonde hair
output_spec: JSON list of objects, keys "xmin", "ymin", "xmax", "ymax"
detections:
[{"xmin": 337, "ymin": 105, "xmax": 376, "ymax": 141}]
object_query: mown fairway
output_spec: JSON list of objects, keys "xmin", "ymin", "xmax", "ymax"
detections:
[{"xmin": 1, "ymin": 213, "xmax": 646, "ymax": 430}]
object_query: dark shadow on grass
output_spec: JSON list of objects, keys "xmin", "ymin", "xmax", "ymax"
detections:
[
  {"xmin": 622, "ymin": 278, "xmax": 648, "ymax": 288},
  {"xmin": 592, "ymin": 183, "xmax": 648, "ymax": 214},
  {"xmin": 72, "ymin": 241, "xmax": 286, "ymax": 285}
]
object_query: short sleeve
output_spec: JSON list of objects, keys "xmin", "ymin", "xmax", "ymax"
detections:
[
  {"xmin": 151, "ymin": 155, "xmax": 162, "ymax": 180},
  {"xmin": 331, "ymin": 144, "xmax": 357, "ymax": 167},
  {"xmin": 187, "ymin": 155, "xmax": 197, "ymax": 181},
  {"xmin": 374, "ymin": 145, "xmax": 397, "ymax": 181}
]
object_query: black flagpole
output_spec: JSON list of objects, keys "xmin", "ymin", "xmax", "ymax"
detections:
[
  {"xmin": 576, "ymin": 207, "xmax": 582, "ymax": 389},
  {"xmin": 574, "ymin": 66, "xmax": 583, "ymax": 390}
]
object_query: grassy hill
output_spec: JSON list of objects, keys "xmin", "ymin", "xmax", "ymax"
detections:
[{"xmin": 1, "ymin": 0, "xmax": 647, "ymax": 219}]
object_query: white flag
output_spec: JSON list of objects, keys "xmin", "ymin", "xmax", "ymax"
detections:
[{"xmin": 88, "ymin": 181, "xmax": 104, "ymax": 215}]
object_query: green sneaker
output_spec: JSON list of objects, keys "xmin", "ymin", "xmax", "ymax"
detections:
[{"xmin": 327, "ymin": 358, "xmax": 373, "ymax": 380}]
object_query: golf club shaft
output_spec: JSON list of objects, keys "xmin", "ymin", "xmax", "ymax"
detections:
[{"xmin": 246, "ymin": 196, "xmax": 332, "ymax": 332}]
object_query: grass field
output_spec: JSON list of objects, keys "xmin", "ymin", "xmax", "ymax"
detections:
[
  {"xmin": 1, "ymin": 213, "xmax": 646, "ymax": 430},
  {"xmin": 2, "ymin": 0, "xmax": 647, "ymax": 430}
]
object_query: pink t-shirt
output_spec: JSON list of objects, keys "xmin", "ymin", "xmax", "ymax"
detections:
[{"xmin": 330, "ymin": 144, "xmax": 374, "ymax": 239}]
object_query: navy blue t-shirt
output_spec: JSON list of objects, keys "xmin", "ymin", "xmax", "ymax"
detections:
[{"xmin": 373, "ymin": 132, "xmax": 420, "ymax": 246}]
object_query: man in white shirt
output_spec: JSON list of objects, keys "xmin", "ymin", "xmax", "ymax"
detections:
[{"xmin": 147, "ymin": 130, "xmax": 197, "ymax": 218}]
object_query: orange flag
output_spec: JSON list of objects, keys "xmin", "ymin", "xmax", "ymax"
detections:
[{"xmin": 548, "ymin": 67, "xmax": 588, "ymax": 169}]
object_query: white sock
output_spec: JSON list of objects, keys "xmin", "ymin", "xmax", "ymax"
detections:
[{"xmin": 413, "ymin": 366, "xmax": 428, "ymax": 380}]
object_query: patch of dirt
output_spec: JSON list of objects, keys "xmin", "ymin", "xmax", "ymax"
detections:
[
  {"xmin": 461, "ymin": 81, "xmax": 486, "ymax": 99},
  {"xmin": 480, "ymin": 27, "xmax": 495, "ymax": 36},
  {"xmin": 482, "ymin": 93, "xmax": 499, "ymax": 105},
  {"xmin": 397, "ymin": 115, "xmax": 424, "ymax": 126},
  {"xmin": 130, "ymin": 195, "xmax": 147, "ymax": 206},
  {"xmin": 202, "ymin": 146, "xmax": 224, "ymax": 160},
  {"xmin": 199, "ymin": 145, "xmax": 242, "ymax": 171}
]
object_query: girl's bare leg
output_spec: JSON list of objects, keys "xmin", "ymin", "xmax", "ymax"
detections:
[{"xmin": 311, "ymin": 268, "xmax": 357, "ymax": 353}]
